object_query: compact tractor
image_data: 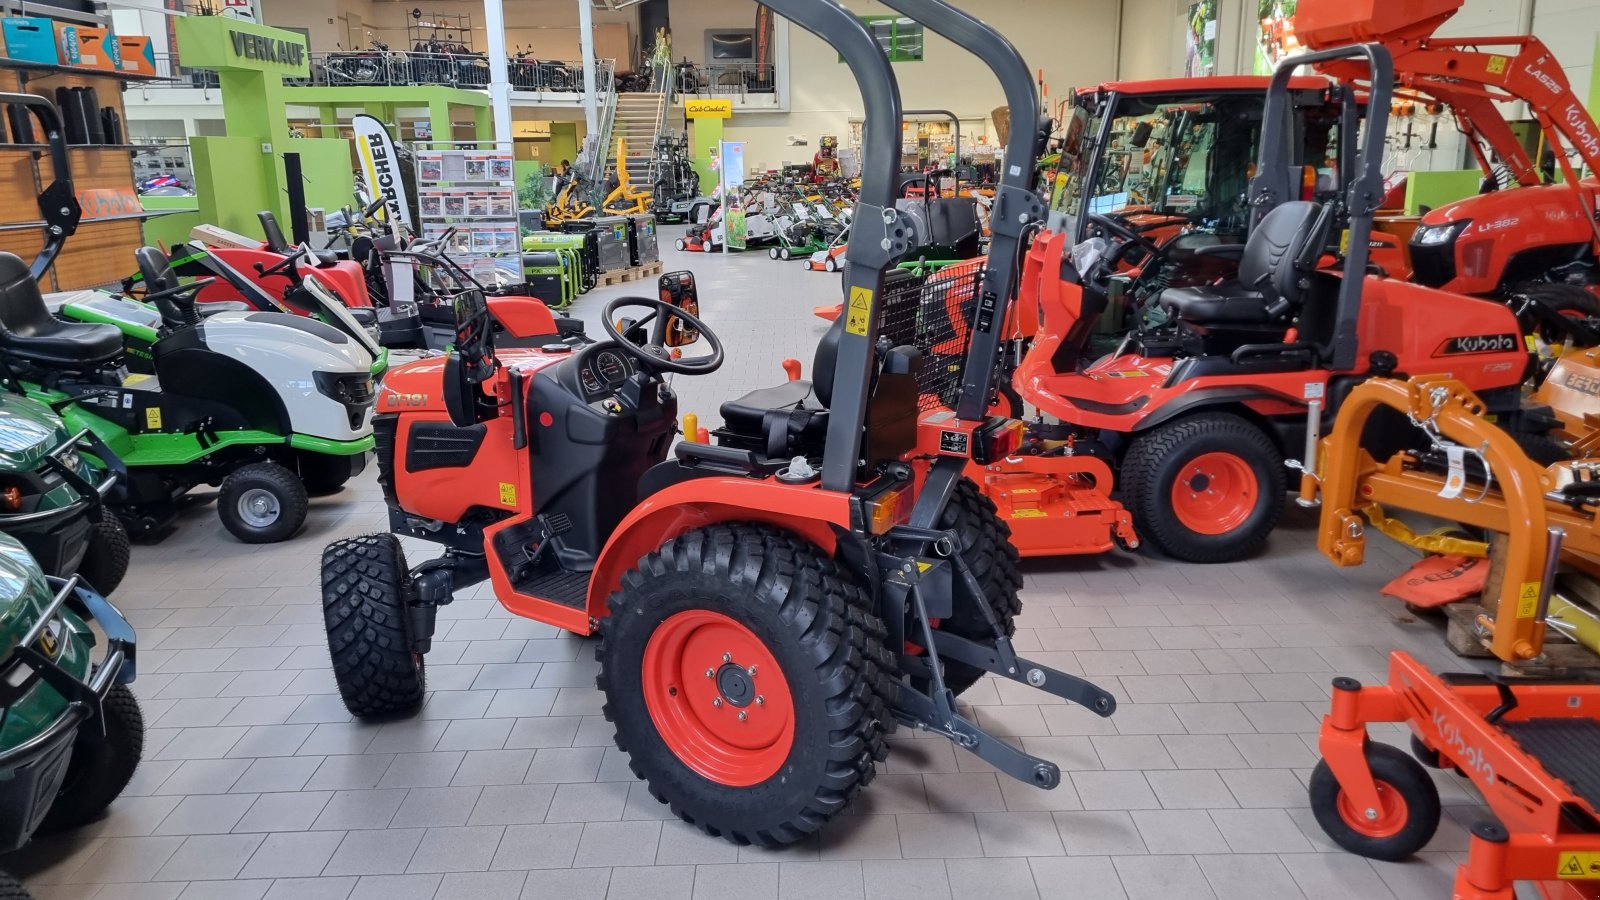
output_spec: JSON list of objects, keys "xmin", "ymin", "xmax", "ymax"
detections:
[{"xmin": 322, "ymin": 0, "xmax": 1117, "ymax": 846}]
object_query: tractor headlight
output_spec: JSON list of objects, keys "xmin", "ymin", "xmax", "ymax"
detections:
[{"xmin": 1414, "ymin": 219, "xmax": 1470, "ymax": 246}]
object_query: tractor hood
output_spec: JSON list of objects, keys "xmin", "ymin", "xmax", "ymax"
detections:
[
  {"xmin": 0, "ymin": 532, "xmax": 49, "ymax": 622},
  {"xmin": 0, "ymin": 394, "xmax": 72, "ymax": 473}
]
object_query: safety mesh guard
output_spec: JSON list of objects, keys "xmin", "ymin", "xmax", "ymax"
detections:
[{"xmin": 876, "ymin": 263, "xmax": 984, "ymax": 411}]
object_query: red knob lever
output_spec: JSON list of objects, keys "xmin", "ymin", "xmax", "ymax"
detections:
[{"xmin": 782, "ymin": 359, "xmax": 802, "ymax": 382}]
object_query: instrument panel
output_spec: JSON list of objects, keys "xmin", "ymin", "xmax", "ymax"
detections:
[{"xmin": 578, "ymin": 348, "xmax": 635, "ymax": 399}]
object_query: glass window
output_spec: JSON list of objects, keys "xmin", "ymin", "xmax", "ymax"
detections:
[{"xmin": 845, "ymin": 17, "xmax": 924, "ymax": 63}]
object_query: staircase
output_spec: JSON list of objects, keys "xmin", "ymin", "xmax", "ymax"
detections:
[{"xmin": 607, "ymin": 91, "xmax": 668, "ymax": 188}]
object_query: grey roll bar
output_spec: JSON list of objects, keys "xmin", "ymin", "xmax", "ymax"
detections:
[
  {"xmin": 0, "ymin": 92, "xmax": 82, "ymax": 279},
  {"xmin": 1251, "ymin": 43, "xmax": 1394, "ymax": 372}
]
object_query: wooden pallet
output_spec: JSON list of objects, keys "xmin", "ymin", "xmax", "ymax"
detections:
[
  {"xmin": 1444, "ymin": 602, "xmax": 1600, "ymax": 674},
  {"xmin": 599, "ymin": 260, "xmax": 664, "ymax": 286}
]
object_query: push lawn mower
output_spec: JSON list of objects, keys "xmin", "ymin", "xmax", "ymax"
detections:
[
  {"xmin": 0, "ymin": 393, "xmax": 128, "ymax": 594},
  {"xmin": 321, "ymin": 0, "xmax": 1118, "ymax": 847},
  {"xmin": 0, "ymin": 532, "xmax": 142, "ymax": 900}
]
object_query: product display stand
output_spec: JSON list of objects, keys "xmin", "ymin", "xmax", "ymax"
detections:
[{"xmin": 413, "ymin": 139, "xmax": 521, "ymax": 284}]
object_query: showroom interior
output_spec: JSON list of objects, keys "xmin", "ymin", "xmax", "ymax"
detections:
[{"xmin": 2, "ymin": 0, "xmax": 1600, "ymax": 897}]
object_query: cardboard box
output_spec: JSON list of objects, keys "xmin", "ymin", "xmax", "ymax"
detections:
[
  {"xmin": 116, "ymin": 35, "xmax": 154, "ymax": 76},
  {"xmin": 72, "ymin": 25, "xmax": 119, "ymax": 71},
  {"xmin": 52, "ymin": 21, "xmax": 80, "ymax": 66},
  {"xmin": 190, "ymin": 223, "xmax": 261, "ymax": 250},
  {"xmin": 2, "ymin": 17, "xmax": 61, "ymax": 65}
]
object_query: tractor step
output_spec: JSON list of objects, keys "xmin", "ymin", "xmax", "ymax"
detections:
[{"xmin": 514, "ymin": 566, "xmax": 589, "ymax": 610}]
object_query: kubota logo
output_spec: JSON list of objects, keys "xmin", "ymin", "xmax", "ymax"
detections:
[
  {"xmin": 1432, "ymin": 708, "xmax": 1493, "ymax": 782},
  {"xmin": 1436, "ymin": 334, "xmax": 1519, "ymax": 356}
]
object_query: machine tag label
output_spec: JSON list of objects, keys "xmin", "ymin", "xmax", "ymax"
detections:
[
  {"xmin": 1486, "ymin": 55, "xmax": 1508, "ymax": 75},
  {"xmin": 145, "ymin": 407, "xmax": 162, "ymax": 430},
  {"xmin": 939, "ymin": 431, "xmax": 969, "ymax": 455},
  {"xmin": 498, "ymin": 483, "xmax": 517, "ymax": 506},
  {"xmin": 1304, "ymin": 382, "xmax": 1325, "ymax": 400},
  {"xmin": 846, "ymin": 287, "xmax": 873, "ymax": 336},
  {"xmin": 1011, "ymin": 509, "xmax": 1047, "ymax": 518},
  {"xmin": 1516, "ymin": 581, "xmax": 1541, "ymax": 618},
  {"xmin": 1557, "ymin": 852, "xmax": 1600, "ymax": 879},
  {"xmin": 1439, "ymin": 446, "xmax": 1466, "ymax": 499},
  {"xmin": 1435, "ymin": 334, "xmax": 1519, "ymax": 356}
]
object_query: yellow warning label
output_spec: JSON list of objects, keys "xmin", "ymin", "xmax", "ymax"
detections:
[
  {"xmin": 915, "ymin": 560, "xmax": 933, "ymax": 573},
  {"xmin": 1105, "ymin": 370, "xmax": 1149, "ymax": 378},
  {"xmin": 1486, "ymin": 54, "xmax": 1509, "ymax": 75},
  {"xmin": 498, "ymin": 482, "xmax": 517, "ymax": 506},
  {"xmin": 1526, "ymin": 334, "xmax": 1540, "ymax": 352},
  {"xmin": 1557, "ymin": 852, "xmax": 1600, "ymax": 879},
  {"xmin": 124, "ymin": 373, "xmax": 152, "ymax": 386},
  {"xmin": 1011, "ymin": 509, "xmax": 1047, "ymax": 518},
  {"xmin": 144, "ymin": 407, "xmax": 162, "ymax": 430},
  {"xmin": 1516, "ymin": 581, "xmax": 1541, "ymax": 618},
  {"xmin": 845, "ymin": 286, "xmax": 873, "ymax": 336}
]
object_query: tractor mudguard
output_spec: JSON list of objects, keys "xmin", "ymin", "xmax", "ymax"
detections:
[{"xmin": 585, "ymin": 477, "xmax": 852, "ymax": 620}]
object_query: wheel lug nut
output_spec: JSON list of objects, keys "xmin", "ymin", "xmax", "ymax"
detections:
[
  {"xmin": 705, "ymin": 668, "xmax": 714, "ymax": 678},
  {"xmin": 746, "ymin": 665, "xmax": 757, "ymax": 676},
  {"xmin": 737, "ymin": 711, "xmax": 747, "ymax": 721},
  {"xmin": 712, "ymin": 698, "xmax": 722, "ymax": 708},
  {"xmin": 723, "ymin": 652, "xmax": 732, "ymax": 663},
  {"xmin": 755, "ymin": 695, "xmax": 765, "ymax": 705}
]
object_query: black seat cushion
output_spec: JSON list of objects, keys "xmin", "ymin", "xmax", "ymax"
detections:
[
  {"xmin": 344, "ymin": 306, "xmax": 378, "ymax": 327},
  {"xmin": 0, "ymin": 252, "xmax": 123, "ymax": 367},
  {"xmin": 719, "ymin": 379, "xmax": 824, "ymax": 436},
  {"xmin": 1160, "ymin": 282, "xmax": 1277, "ymax": 325}
]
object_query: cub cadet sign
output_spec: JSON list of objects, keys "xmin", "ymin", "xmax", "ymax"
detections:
[
  {"xmin": 685, "ymin": 98, "xmax": 733, "ymax": 119},
  {"xmin": 229, "ymin": 30, "xmax": 305, "ymax": 67}
]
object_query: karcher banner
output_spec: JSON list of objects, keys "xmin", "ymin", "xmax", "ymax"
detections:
[{"xmin": 352, "ymin": 114, "xmax": 414, "ymax": 231}]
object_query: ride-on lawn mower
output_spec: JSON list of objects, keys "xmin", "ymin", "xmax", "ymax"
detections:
[
  {"xmin": 0, "ymin": 532, "xmax": 142, "ymax": 900},
  {"xmin": 322, "ymin": 0, "xmax": 1118, "ymax": 846}
]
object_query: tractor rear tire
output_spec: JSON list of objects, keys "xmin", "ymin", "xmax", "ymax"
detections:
[
  {"xmin": 322, "ymin": 534, "xmax": 426, "ymax": 719},
  {"xmin": 597, "ymin": 524, "xmax": 896, "ymax": 847},
  {"xmin": 0, "ymin": 871, "xmax": 32, "ymax": 900},
  {"xmin": 218, "ymin": 462, "xmax": 308, "ymax": 544},
  {"xmin": 919, "ymin": 477, "xmax": 1023, "ymax": 696},
  {"xmin": 37, "ymin": 684, "xmax": 143, "ymax": 833},
  {"xmin": 78, "ymin": 515, "xmax": 130, "ymax": 596},
  {"xmin": 1518, "ymin": 282, "xmax": 1600, "ymax": 349},
  {"xmin": 1121, "ymin": 413, "xmax": 1283, "ymax": 563}
]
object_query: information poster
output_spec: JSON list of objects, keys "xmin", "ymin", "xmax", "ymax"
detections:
[
  {"xmin": 414, "ymin": 147, "xmax": 520, "ymax": 270},
  {"xmin": 1185, "ymin": 0, "xmax": 1217, "ymax": 78},
  {"xmin": 1254, "ymin": 0, "xmax": 1300, "ymax": 75}
]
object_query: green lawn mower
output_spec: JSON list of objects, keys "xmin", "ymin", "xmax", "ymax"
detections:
[
  {"xmin": 0, "ymin": 532, "xmax": 142, "ymax": 900},
  {"xmin": 0, "ymin": 392, "xmax": 127, "ymax": 594},
  {"xmin": 0, "ymin": 93, "xmax": 377, "ymax": 544}
]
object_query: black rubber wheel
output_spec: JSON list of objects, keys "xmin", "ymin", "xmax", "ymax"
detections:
[
  {"xmin": 1518, "ymin": 282, "xmax": 1600, "ymax": 349},
  {"xmin": 597, "ymin": 523, "xmax": 896, "ymax": 847},
  {"xmin": 218, "ymin": 462, "xmax": 308, "ymax": 544},
  {"xmin": 1309, "ymin": 742, "xmax": 1441, "ymax": 861},
  {"xmin": 1409, "ymin": 734, "xmax": 1444, "ymax": 769},
  {"xmin": 36, "ymin": 683, "xmax": 143, "ymax": 834},
  {"xmin": 77, "ymin": 515, "xmax": 130, "ymax": 596},
  {"xmin": 1121, "ymin": 412, "xmax": 1284, "ymax": 563},
  {"xmin": 768, "ymin": 247, "xmax": 780, "ymax": 260},
  {"xmin": 918, "ymin": 477, "xmax": 1023, "ymax": 696},
  {"xmin": 299, "ymin": 455, "xmax": 354, "ymax": 496},
  {"xmin": 824, "ymin": 255, "xmax": 838, "ymax": 273},
  {"xmin": 676, "ymin": 239, "xmax": 686, "ymax": 251},
  {"xmin": 322, "ymin": 534, "xmax": 426, "ymax": 719},
  {"xmin": 780, "ymin": 247, "xmax": 791, "ymax": 261},
  {"xmin": 0, "ymin": 871, "xmax": 33, "ymax": 900}
]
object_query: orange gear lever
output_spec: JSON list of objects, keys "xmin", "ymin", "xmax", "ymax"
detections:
[{"xmin": 782, "ymin": 359, "xmax": 802, "ymax": 381}]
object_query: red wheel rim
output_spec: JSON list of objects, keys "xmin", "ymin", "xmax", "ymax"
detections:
[
  {"xmin": 1169, "ymin": 451, "xmax": 1258, "ymax": 536},
  {"xmin": 641, "ymin": 609, "xmax": 795, "ymax": 787},
  {"xmin": 1336, "ymin": 779, "xmax": 1410, "ymax": 839}
]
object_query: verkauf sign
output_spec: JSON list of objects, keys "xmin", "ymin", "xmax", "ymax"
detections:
[
  {"xmin": 685, "ymin": 98, "xmax": 733, "ymax": 119},
  {"xmin": 174, "ymin": 16, "xmax": 310, "ymax": 77}
]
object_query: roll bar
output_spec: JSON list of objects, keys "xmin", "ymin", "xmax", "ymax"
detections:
[
  {"xmin": 0, "ymin": 92, "xmax": 82, "ymax": 279},
  {"xmin": 1251, "ymin": 43, "xmax": 1393, "ymax": 372},
  {"xmin": 881, "ymin": 0, "xmax": 1045, "ymax": 425}
]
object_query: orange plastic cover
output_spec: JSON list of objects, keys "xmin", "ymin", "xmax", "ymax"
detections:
[
  {"xmin": 1379, "ymin": 554, "xmax": 1488, "ymax": 609},
  {"xmin": 1295, "ymin": 0, "xmax": 1461, "ymax": 49}
]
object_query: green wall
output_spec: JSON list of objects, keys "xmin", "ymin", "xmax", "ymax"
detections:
[
  {"xmin": 1404, "ymin": 170, "xmax": 1482, "ymax": 216},
  {"xmin": 689, "ymin": 118, "xmax": 723, "ymax": 197},
  {"xmin": 193, "ymin": 137, "xmax": 275, "ymax": 239},
  {"xmin": 549, "ymin": 123, "xmax": 579, "ymax": 170}
]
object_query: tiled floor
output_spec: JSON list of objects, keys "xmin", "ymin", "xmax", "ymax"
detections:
[{"xmin": 7, "ymin": 235, "xmax": 1504, "ymax": 899}]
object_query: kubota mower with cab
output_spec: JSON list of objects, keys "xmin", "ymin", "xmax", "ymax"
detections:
[{"xmin": 321, "ymin": 0, "xmax": 1119, "ymax": 846}]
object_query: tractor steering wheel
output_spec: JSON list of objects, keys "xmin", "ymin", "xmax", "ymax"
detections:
[
  {"xmin": 1086, "ymin": 213, "xmax": 1163, "ymax": 266},
  {"xmin": 601, "ymin": 296, "xmax": 724, "ymax": 376}
]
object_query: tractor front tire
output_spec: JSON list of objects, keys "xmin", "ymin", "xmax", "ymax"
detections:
[
  {"xmin": 37, "ymin": 684, "xmax": 143, "ymax": 833},
  {"xmin": 322, "ymin": 534, "xmax": 426, "ymax": 719},
  {"xmin": 0, "ymin": 871, "xmax": 32, "ymax": 900},
  {"xmin": 1121, "ymin": 413, "xmax": 1283, "ymax": 563},
  {"xmin": 598, "ymin": 524, "xmax": 896, "ymax": 847},
  {"xmin": 218, "ymin": 462, "xmax": 309, "ymax": 544},
  {"xmin": 78, "ymin": 515, "xmax": 130, "ymax": 596},
  {"xmin": 920, "ymin": 477, "xmax": 1022, "ymax": 696}
]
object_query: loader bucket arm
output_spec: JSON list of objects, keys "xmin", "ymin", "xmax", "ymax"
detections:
[{"xmin": 1312, "ymin": 376, "xmax": 1554, "ymax": 661}]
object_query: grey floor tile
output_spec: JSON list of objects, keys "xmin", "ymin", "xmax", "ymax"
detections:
[
  {"xmin": 519, "ymin": 867, "xmax": 610, "ymax": 900},
  {"xmin": 571, "ymin": 821, "xmax": 662, "ymax": 869},
  {"xmin": 230, "ymin": 757, "xmax": 323, "ymax": 794},
  {"xmin": 238, "ymin": 831, "xmax": 342, "ymax": 879},
  {"xmin": 260, "ymin": 877, "xmax": 357, "ymax": 900},
  {"xmin": 152, "ymin": 793, "xmax": 257, "ymax": 835},
  {"xmin": 817, "ymin": 815, "xmax": 900, "ymax": 861},
  {"xmin": 311, "ymin": 789, "xmax": 407, "ymax": 831},
  {"xmin": 322, "ymin": 827, "xmax": 426, "ymax": 876},
  {"xmin": 1069, "ymin": 771, "xmax": 1159, "ymax": 810},
  {"xmin": 1054, "ymin": 811, "xmax": 1147, "ymax": 856},
  {"xmin": 523, "ymin": 748, "xmax": 604, "ymax": 784},
  {"xmin": 346, "ymin": 874, "xmax": 440, "ymax": 900},
  {"xmin": 776, "ymin": 861, "xmax": 862, "ymax": 900},
  {"xmin": 491, "ymin": 823, "xmax": 584, "ymax": 870},
  {"xmin": 605, "ymin": 864, "xmax": 694, "ymax": 900},
  {"xmin": 405, "ymin": 825, "xmax": 505, "ymax": 873},
  {"xmin": 1209, "ymin": 808, "xmax": 1315, "ymax": 854},
  {"xmin": 946, "ymin": 858, "xmax": 1040, "ymax": 900},
  {"xmin": 1196, "ymin": 853, "xmax": 1306, "ymax": 899},
  {"xmin": 452, "ymin": 750, "xmax": 536, "ymax": 786},
  {"xmin": 972, "ymin": 811, "xmax": 1063, "ymax": 858},
  {"xmin": 1131, "ymin": 809, "xmax": 1231, "ymax": 855},
  {"xmin": 467, "ymin": 784, "xmax": 557, "ymax": 826},
  {"xmin": 438, "ymin": 870, "xmax": 527, "ymax": 899},
  {"xmin": 692, "ymin": 863, "xmax": 778, "ymax": 900},
  {"xmin": 656, "ymin": 821, "xmax": 741, "ymax": 866},
  {"xmin": 860, "ymin": 859, "xmax": 951, "ymax": 900},
  {"xmin": 1028, "ymin": 857, "xmax": 1127, "ymax": 899},
  {"xmin": 63, "ymin": 836, "xmax": 186, "ymax": 884},
  {"xmin": 378, "ymin": 752, "xmax": 465, "ymax": 789},
  {"xmin": 174, "ymin": 880, "xmax": 273, "ymax": 900},
  {"xmin": 152, "ymin": 834, "xmax": 266, "ymax": 881},
  {"xmin": 1144, "ymin": 770, "xmax": 1238, "ymax": 810},
  {"xmin": 1113, "ymin": 854, "xmax": 1218, "ymax": 900},
  {"xmin": 1280, "ymin": 853, "xmax": 1398, "ymax": 900},
  {"xmin": 894, "ymin": 814, "xmax": 982, "ymax": 859}
]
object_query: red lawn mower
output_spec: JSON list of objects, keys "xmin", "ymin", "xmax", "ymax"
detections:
[{"xmin": 320, "ymin": 0, "xmax": 1116, "ymax": 846}]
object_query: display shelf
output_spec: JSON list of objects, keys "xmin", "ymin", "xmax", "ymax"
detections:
[
  {"xmin": 0, "ymin": 56, "xmax": 169, "ymax": 83},
  {"xmin": 0, "ymin": 209, "xmax": 177, "ymax": 232}
]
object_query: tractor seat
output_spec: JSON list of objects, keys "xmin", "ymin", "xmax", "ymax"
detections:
[
  {"xmin": 718, "ymin": 316, "xmax": 843, "ymax": 457},
  {"xmin": 1159, "ymin": 200, "xmax": 1328, "ymax": 326},
  {"xmin": 199, "ymin": 301, "xmax": 250, "ymax": 316},
  {"xmin": 0, "ymin": 252, "xmax": 123, "ymax": 368}
]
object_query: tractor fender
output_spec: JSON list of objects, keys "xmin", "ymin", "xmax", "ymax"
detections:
[
  {"xmin": 1128, "ymin": 386, "xmax": 1305, "ymax": 438},
  {"xmin": 585, "ymin": 476, "xmax": 853, "ymax": 620}
]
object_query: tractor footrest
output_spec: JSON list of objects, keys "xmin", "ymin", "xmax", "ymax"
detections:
[
  {"xmin": 1501, "ymin": 719, "xmax": 1600, "ymax": 812},
  {"xmin": 515, "ymin": 567, "xmax": 589, "ymax": 610}
]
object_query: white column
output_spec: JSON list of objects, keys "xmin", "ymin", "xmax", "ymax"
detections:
[
  {"xmin": 578, "ymin": 0, "xmax": 599, "ymax": 135},
  {"xmin": 483, "ymin": 0, "xmax": 513, "ymax": 146}
]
